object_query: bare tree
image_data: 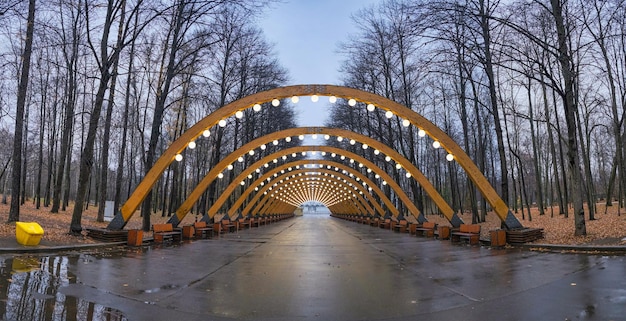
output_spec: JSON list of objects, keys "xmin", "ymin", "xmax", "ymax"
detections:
[{"xmin": 8, "ymin": 0, "xmax": 35, "ymax": 223}]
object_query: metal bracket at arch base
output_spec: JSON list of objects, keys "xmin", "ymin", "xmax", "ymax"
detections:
[
  {"xmin": 504, "ymin": 210, "xmax": 523, "ymax": 230},
  {"xmin": 108, "ymin": 212, "xmax": 126, "ymax": 230}
]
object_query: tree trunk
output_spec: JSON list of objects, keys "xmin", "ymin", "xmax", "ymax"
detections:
[
  {"xmin": 479, "ymin": 0, "xmax": 509, "ymax": 205},
  {"xmin": 550, "ymin": 0, "xmax": 586, "ymax": 236},
  {"xmin": 70, "ymin": 0, "xmax": 118, "ymax": 234},
  {"xmin": 9, "ymin": 0, "xmax": 35, "ymax": 223}
]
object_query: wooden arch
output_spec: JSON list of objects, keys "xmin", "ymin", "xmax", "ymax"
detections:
[
  {"xmin": 241, "ymin": 169, "xmax": 378, "ymax": 217},
  {"xmin": 239, "ymin": 160, "xmax": 394, "ymax": 218},
  {"xmin": 186, "ymin": 145, "xmax": 419, "ymax": 224},
  {"xmin": 221, "ymin": 158, "xmax": 397, "ymax": 218},
  {"xmin": 107, "ymin": 84, "xmax": 522, "ymax": 230},
  {"xmin": 253, "ymin": 175, "xmax": 367, "ymax": 216},
  {"xmin": 168, "ymin": 128, "xmax": 445, "ymax": 225}
]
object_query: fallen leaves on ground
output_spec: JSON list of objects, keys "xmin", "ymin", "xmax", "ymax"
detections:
[
  {"xmin": 0, "ymin": 199, "xmax": 624, "ymax": 246},
  {"xmin": 426, "ymin": 203, "xmax": 626, "ymax": 245}
]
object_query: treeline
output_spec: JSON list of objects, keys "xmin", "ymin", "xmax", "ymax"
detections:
[
  {"xmin": 328, "ymin": 0, "xmax": 626, "ymax": 235},
  {"xmin": 0, "ymin": 0, "xmax": 298, "ymax": 232}
]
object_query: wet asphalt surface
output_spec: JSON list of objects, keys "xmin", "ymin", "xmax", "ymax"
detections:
[{"xmin": 1, "ymin": 214, "xmax": 625, "ymax": 321}]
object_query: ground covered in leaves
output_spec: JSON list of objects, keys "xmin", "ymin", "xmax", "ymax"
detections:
[{"xmin": 0, "ymin": 200, "xmax": 625, "ymax": 247}]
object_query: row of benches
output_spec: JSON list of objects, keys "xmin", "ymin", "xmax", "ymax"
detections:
[
  {"xmin": 144, "ymin": 214, "xmax": 294, "ymax": 245},
  {"xmin": 333, "ymin": 214, "xmax": 483, "ymax": 245}
]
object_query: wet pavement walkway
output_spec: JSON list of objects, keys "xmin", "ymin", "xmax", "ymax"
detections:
[{"xmin": 2, "ymin": 215, "xmax": 626, "ymax": 320}]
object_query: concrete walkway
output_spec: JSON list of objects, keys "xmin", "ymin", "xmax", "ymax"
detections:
[{"xmin": 41, "ymin": 214, "xmax": 623, "ymax": 321}]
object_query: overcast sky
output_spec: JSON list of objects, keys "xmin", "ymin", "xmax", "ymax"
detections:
[{"xmin": 258, "ymin": 0, "xmax": 381, "ymax": 126}]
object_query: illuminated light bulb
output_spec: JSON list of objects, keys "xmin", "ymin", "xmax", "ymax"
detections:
[
  {"xmin": 418, "ymin": 129, "xmax": 426, "ymax": 137},
  {"xmin": 367, "ymin": 104, "xmax": 375, "ymax": 111},
  {"xmin": 227, "ymin": 164, "xmax": 234, "ymax": 170},
  {"xmin": 324, "ymin": 134, "xmax": 330, "ymax": 140},
  {"xmin": 253, "ymin": 103, "xmax": 261, "ymax": 111},
  {"xmin": 349, "ymin": 159, "xmax": 355, "ymax": 163},
  {"xmin": 367, "ymin": 168, "xmax": 372, "ymax": 173},
  {"xmin": 402, "ymin": 119, "xmax": 410, "ymax": 127},
  {"xmin": 321, "ymin": 152, "xmax": 326, "ymax": 156},
  {"xmin": 311, "ymin": 134, "xmax": 318, "ymax": 139},
  {"xmin": 362, "ymin": 143, "xmax": 368, "ymax": 149},
  {"xmin": 255, "ymin": 168, "xmax": 261, "ymax": 173},
  {"xmin": 235, "ymin": 111, "xmax": 243, "ymax": 119},
  {"xmin": 238, "ymin": 156, "xmax": 244, "ymax": 162},
  {"xmin": 349, "ymin": 139, "xmax": 356, "ymax": 145},
  {"xmin": 433, "ymin": 141, "xmax": 441, "ymax": 149},
  {"xmin": 395, "ymin": 163, "xmax": 402, "ymax": 170},
  {"xmin": 260, "ymin": 144, "xmax": 266, "ymax": 150},
  {"xmin": 291, "ymin": 96, "xmax": 299, "ymax": 103},
  {"xmin": 175, "ymin": 154, "xmax": 183, "ymax": 162},
  {"xmin": 311, "ymin": 95, "xmax": 319, "ymax": 102},
  {"xmin": 202, "ymin": 129, "xmax": 211, "ymax": 137},
  {"xmin": 298, "ymin": 135, "xmax": 305, "ymax": 140},
  {"xmin": 358, "ymin": 163, "xmax": 364, "ymax": 168},
  {"xmin": 331, "ymin": 153, "xmax": 336, "ymax": 157},
  {"xmin": 301, "ymin": 151, "xmax": 306, "ymax": 156},
  {"xmin": 374, "ymin": 149, "xmax": 380, "ymax": 155},
  {"xmin": 337, "ymin": 136, "xmax": 343, "ymax": 142},
  {"xmin": 340, "ymin": 155, "xmax": 346, "ymax": 160},
  {"xmin": 188, "ymin": 141, "xmax": 196, "ymax": 149},
  {"xmin": 329, "ymin": 96, "xmax": 337, "ymax": 103},
  {"xmin": 247, "ymin": 174, "xmax": 253, "ymax": 179},
  {"xmin": 219, "ymin": 119, "xmax": 227, "ymax": 127},
  {"xmin": 240, "ymin": 181, "xmax": 245, "ymax": 186},
  {"xmin": 285, "ymin": 136, "xmax": 292, "ymax": 142},
  {"xmin": 375, "ymin": 174, "xmax": 380, "ymax": 179},
  {"xmin": 348, "ymin": 98, "xmax": 357, "ymax": 106},
  {"xmin": 406, "ymin": 172, "xmax": 412, "ymax": 178},
  {"xmin": 273, "ymin": 139, "xmax": 279, "ymax": 145},
  {"xmin": 249, "ymin": 150, "xmax": 255, "ymax": 156},
  {"xmin": 272, "ymin": 99, "xmax": 280, "ymax": 106},
  {"xmin": 385, "ymin": 111, "xmax": 393, "ymax": 118},
  {"xmin": 382, "ymin": 180, "xmax": 387, "ymax": 186},
  {"xmin": 279, "ymin": 156, "xmax": 285, "ymax": 161},
  {"xmin": 385, "ymin": 156, "xmax": 392, "ymax": 162},
  {"xmin": 292, "ymin": 153, "xmax": 297, "ymax": 157},
  {"xmin": 217, "ymin": 173, "xmax": 224, "ymax": 179},
  {"xmin": 446, "ymin": 153, "xmax": 454, "ymax": 161}
]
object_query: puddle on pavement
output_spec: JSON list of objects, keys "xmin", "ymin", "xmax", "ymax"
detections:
[{"xmin": 0, "ymin": 254, "xmax": 128, "ymax": 321}]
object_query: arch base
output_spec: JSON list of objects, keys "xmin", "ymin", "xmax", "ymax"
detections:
[
  {"xmin": 504, "ymin": 211, "xmax": 524, "ymax": 230},
  {"xmin": 107, "ymin": 212, "xmax": 127, "ymax": 230}
]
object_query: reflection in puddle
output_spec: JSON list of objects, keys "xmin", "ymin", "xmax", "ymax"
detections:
[{"xmin": 0, "ymin": 255, "xmax": 127, "ymax": 320}]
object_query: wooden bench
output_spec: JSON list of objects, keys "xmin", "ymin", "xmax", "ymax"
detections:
[
  {"xmin": 238, "ymin": 218, "xmax": 250, "ymax": 230},
  {"xmin": 152, "ymin": 223, "xmax": 182, "ymax": 244},
  {"xmin": 415, "ymin": 221, "xmax": 437, "ymax": 237},
  {"xmin": 221, "ymin": 219, "xmax": 236, "ymax": 233},
  {"xmin": 451, "ymin": 224, "xmax": 481, "ymax": 245},
  {"xmin": 193, "ymin": 221, "xmax": 213, "ymax": 239},
  {"xmin": 379, "ymin": 218, "xmax": 391, "ymax": 229},
  {"xmin": 393, "ymin": 220, "xmax": 408, "ymax": 233}
]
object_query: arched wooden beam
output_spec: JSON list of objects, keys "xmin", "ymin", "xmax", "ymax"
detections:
[
  {"xmin": 247, "ymin": 169, "xmax": 382, "ymax": 217},
  {"xmin": 239, "ymin": 168, "xmax": 380, "ymax": 218},
  {"xmin": 167, "ymin": 127, "xmax": 450, "ymax": 226},
  {"xmin": 108, "ymin": 84, "xmax": 521, "ymax": 230},
  {"xmin": 217, "ymin": 158, "xmax": 394, "ymax": 219},
  {"xmin": 260, "ymin": 173, "xmax": 373, "ymax": 215},
  {"xmin": 228, "ymin": 157, "xmax": 398, "ymax": 219}
]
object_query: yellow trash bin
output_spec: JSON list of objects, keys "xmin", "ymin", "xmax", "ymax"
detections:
[{"xmin": 15, "ymin": 222, "xmax": 44, "ymax": 246}]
